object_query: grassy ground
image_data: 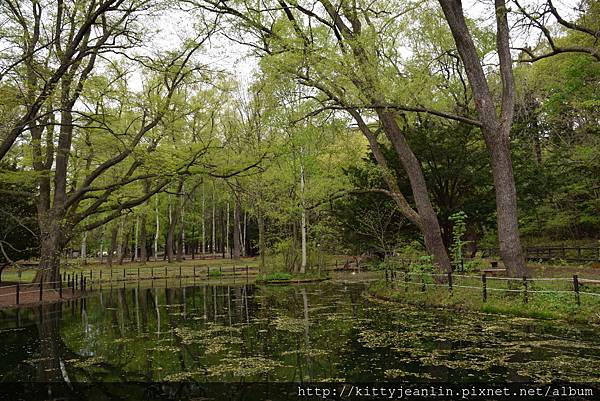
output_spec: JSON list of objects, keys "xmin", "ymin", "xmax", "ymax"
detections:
[
  {"xmin": 0, "ymin": 254, "xmax": 350, "ymax": 284},
  {"xmin": 368, "ymin": 272, "xmax": 600, "ymax": 325},
  {"xmin": 1, "ymin": 257, "xmax": 261, "ymax": 284},
  {"xmin": 255, "ymin": 271, "xmax": 330, "ymax": 283}
]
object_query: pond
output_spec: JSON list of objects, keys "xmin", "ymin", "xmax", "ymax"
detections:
[{"xmin": 0, "ymin": 279, "xmax": 599, "ymax": 391}]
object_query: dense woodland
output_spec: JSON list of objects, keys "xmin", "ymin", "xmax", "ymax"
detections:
[{"xmin": 0, "ymin": 0, "xmax": 598, "ymax": 283}]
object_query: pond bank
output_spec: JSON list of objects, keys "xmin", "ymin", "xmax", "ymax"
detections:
[
  {"xmin": 367, "ymin": 280, "xmax": 600, "ymax": 325},
  {"xmin": 3, "ymin": 281, "xmax": 600, "ymax": 384},
  {"xmin": 0, "ymin": 283, "xmax": 84, "ymax": 309}
]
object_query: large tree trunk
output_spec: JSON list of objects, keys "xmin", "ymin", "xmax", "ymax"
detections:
[
  {"xmin": 350, "ymin": 109, "xmax": 451, "ymax": 272},
  {"xmin": 220, "ymin": 207, "xmax": 226, "ymax": 258},
  {"xmin": 168, "ymin": 181, "xmax": 186, "ymax": 263},
  {"xmin": 226, "ymin": 201, "xmax": 230, "ymax": 258},
  {"xmin": 166, "ymin": 198, "xmax": 175, "ymax": 262},
  {"xmin": 139, "ymin": 213, "xmax": 147, "ymax": 264},
  {"xmin": 258, "ymin": 210, "xmax": 266, "ymax": 273},
  {"xmin": 118, "ymin": 229, "xmax": 130, "ymax": 265},
  {"xmin": 176, "ymin": 224, "xmax": 185, "ymax": 262},
  {"xmin": 233, "ymin": 196, "xmax": 242, "ymax": 260},
  {"xmin": 308, "ymin": 3, "xmax": 452, "ymax": 273},
  {"xmin": 439, "ymin": 0, "xmax": 526, "ymax": 277},
  {"xmin": 36, "ymin": 218, "xmax": 62, "ymax": 286},
  {"xmin": 134, "ymin": 216, "xmax": 139, "ymax": 262},
  {"xmin": 154, "ymin": 197, "xmax": 159, "ymax": 262},
  {"xmin": 378, "ymin": 111, "xmax": 451, "ymax": 272},
  {"xmin": 107, "ymin": 225, "xmax": 118, "ymax": 267},
  {"xmin": 487, "ymin": 134, "xmax": 525, "ymax": 275}
]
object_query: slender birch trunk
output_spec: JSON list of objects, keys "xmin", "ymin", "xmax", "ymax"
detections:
[
  {"xmin": 81, "ymin": 231, "xmax": 87, "ymax": 264},
  {"xmin": 211, "ymin": 186, "xmax": 216, "ymax": 255},
  {"xmin": 226, "ymin": 200, "xmax": 230, "ymax": 258},
  {"xmin": 300, "ymin": 155, "xmax": 307, "ymax": 274},
  {"xmin": 201, "ymin": 188, "xmax": 206, "ymax": 254},
  {"xmin": 154, "ymin": 197, "xmax": 159, "ymax": 262},
  {"xmin": 134, "ymin": 216, "xmax": 139, "ymax": 262}
]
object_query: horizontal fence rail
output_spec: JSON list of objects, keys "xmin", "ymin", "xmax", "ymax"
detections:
[
  {"xmin": 382, "ymin": 268, "xmax": 600, "ymax": 307},
  {"xmin": 481, "ymin": 246, "xmax": 600, "ymax": 262},
  {"xmin": 0, "ymin": 264, "xmax": 263, "ymax": 307}
]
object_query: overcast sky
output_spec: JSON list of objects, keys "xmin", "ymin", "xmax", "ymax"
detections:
[{"xmin": 129, "ymin": 0, "xmax": 580, "ymax": 91}]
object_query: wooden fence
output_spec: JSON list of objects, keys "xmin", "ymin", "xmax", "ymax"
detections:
[
  {"xmin": 383, "ymin": 268, "xmax": 600, "ymax": 306},
  {"xmin": 481, "ymin": 246, "xmax": 600, "ymax": 262},
  {"xmin": 0, "ymin": 264, "xmax": 260, "ymax": 307}
]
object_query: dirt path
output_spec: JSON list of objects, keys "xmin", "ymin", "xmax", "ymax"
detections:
[{"xmin": 0, "ymin": 283, "xmax": 82, "ymax": 309}]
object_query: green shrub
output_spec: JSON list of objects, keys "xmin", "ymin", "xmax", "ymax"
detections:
[
  {"xmin": 409, "ymin": 255, "xmax": 436, "ymax": 284},
  {"xmin": 256, "ymin": 272, "xmax": 293, "ymax": 282}
]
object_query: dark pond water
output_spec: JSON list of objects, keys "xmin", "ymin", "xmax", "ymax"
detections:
[{"xmin": 1, "ymin": 280, "xmax": 599, "ymax": 383}]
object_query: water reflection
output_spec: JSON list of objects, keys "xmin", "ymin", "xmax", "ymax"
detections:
[{"xmin": 0, "ymin": 282, "xmax": 599, "ymax": 384}]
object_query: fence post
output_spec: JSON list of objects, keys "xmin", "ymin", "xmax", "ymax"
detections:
[
  {"xmin": 448, "ymin": 271, "xmax": 453, "ymax": 293},
  {"xmin": 482, "ymin": 273, "xmax": 487, "ymax": 302},
  {"xmin": 59, "ymin": 277, "xmax": 63, "ymax": 298},
  {"xmin": 385, "ymin": 268, "xmax": 389, "ymax": 282},
  {"xmin": 179, "ymin": 265, "xmax": 182, "ymax": 278},
  {"xmin": 207, "ymin": 266, "xmax": 210, "ymax": 279},
  {"xmin": 164, "ymin": 266, "xmax": 167, "ymax": 279},
  {"xmin": 246, "ymin": 265, "xmax": 249, "ymax": 281},
  {"xmin": 80, "ymin": 274, "xmax": 84, "ymax": 290},
  {"xmin": 89, "ymin": 269, "xmax": 92, "ymax": 283},
  {"xmin": 523, "ymin": 276, "xmax": 528, "ymax": 304},
  {"xmin": 83, "ymin": 277, "xmax": 87, "ymax": 293},
  {"xmin": 421, "ymin": 275, "xmax": 425, "ymax": 292},
  {"xmin": 123, "ymin": 268, "xmax": 126, "ymax": 280},
  {"xmin": 110, "ymin": 268, "xmax": 113, "ymax": 282},
  {"xmin": 573, "ymin": 274, "xmax": 580, "ymax": 307},
  {"xmin": 16, "ymin": 282, "xmax": 20, "ymax": 305},
  {"xmin": 404, "ymin": 272, "xmax": 409, "ymax": 293},
  {"xmin": 151, "ymin": 266, "xmax": 153, "ymax": 279},
  {"xmin": 39, "ymin": 277, "xmax": 43, "ymax": 302},
  {"xmin": 138, "ymin": 267, "xmax": 140, "ymax": 280}
]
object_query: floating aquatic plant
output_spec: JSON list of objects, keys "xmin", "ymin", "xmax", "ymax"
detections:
[
  {"xmin": 207, "ymin": 357, "xmax": 285, "ymax": 377},
  {"xmin": 273, "ymin": 316, "xmax": 306, "ymax": 333},
  {"xmin": 146, "ymin": 345, "xmax": 180, "ymax": 352}
]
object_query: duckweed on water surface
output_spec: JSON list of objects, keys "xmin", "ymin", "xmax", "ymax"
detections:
[{"xmin": 0, "ymin": 282, "xmax": 599, "ymax": 383}]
